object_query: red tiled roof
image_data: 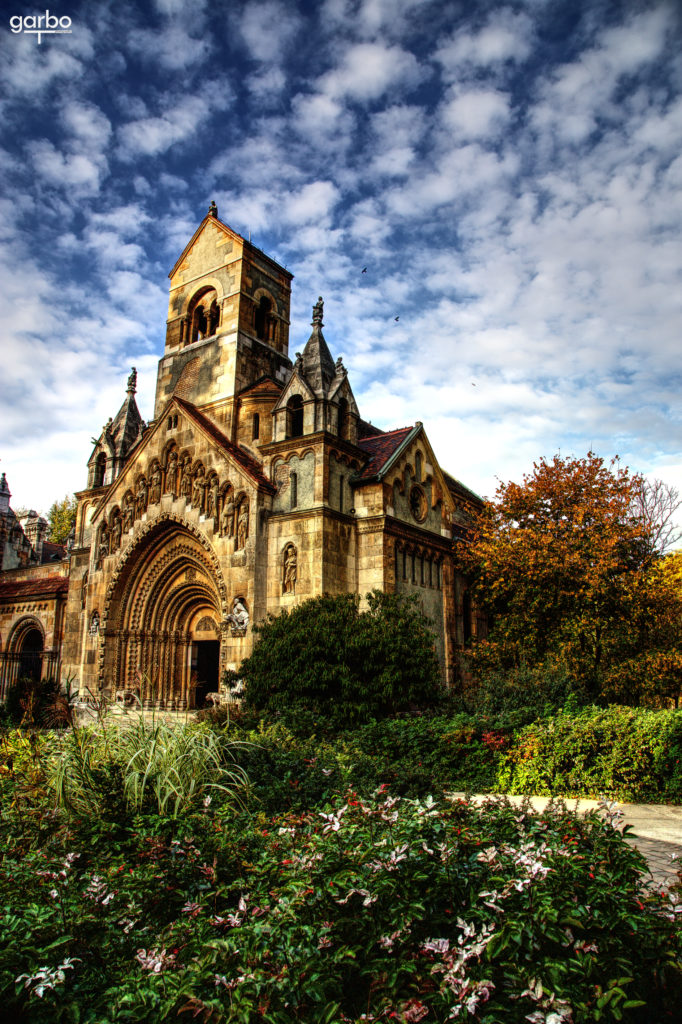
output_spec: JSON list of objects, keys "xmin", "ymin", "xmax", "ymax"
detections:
[
  {"xmin": 174, "ymin": 398, "xmax": 276, "ymax": 494},
  {"xmin": 0, "ymin": 576, "xmax": 69, "ymax": 601},
  {"xmin": 356, "ymin": 426, "xmax": 414, "ymax": 481}
]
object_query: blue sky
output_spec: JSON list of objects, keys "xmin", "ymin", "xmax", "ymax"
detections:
[{"xmin": 1, "ymin": 0, "xmax": 681, "ymax": 514}]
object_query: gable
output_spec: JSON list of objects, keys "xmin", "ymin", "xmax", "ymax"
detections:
[{"xmin": 91, "ymin": 396, "xmax": 274, "ymax": 525}]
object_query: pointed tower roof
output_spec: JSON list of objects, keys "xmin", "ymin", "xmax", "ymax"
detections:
[
  {"xmin": 301, "ymin": 296, "xmax": 337, "ymax": 394},
  {"xmin": 0, "ymin": 472, "xmax": 11, "ymax": 515},
  {"xmin": 110, "ymin": 367, "xmax": 144, "ymax": 459}
]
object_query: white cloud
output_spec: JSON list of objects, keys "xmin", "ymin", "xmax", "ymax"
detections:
[
  {"xmin": 29, "ymin": 141, "xmax": 106, "ymax": 194},
  {"xmin": 61, "ymin": 100, "xmax": 112, "ymax": 148},
  {"xmin": 128, "ymin": 23, "xmax": 211, "ymax": 71},
  {"xmin": 319, "ymin": 42, "xmax": 425, "ymax": 102},
  {"xmin": 118, "ymin": 85, "xmax": 233, "ymax": 159},
  {"xmin": 238, "ymin": 1, "xmax": 302, "ymax": 63},
  {"xmin": 441, "ymin": 88, "xmax": 511, "ymax": 139},
  {"xmin": 436, "ymin": 8, "xmax": 534, "ymax": 78}
]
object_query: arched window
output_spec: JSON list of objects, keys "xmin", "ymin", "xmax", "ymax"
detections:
[
  {"xmin": 93, "ymin": 452, "xmax": 106, "ymax": 488},
  {"xmin": 290, "ymin": 471, "xmax": 298, "ymax": 509},
  {"xmin": 255, "ymin": 297, "xmax": 274, "ymax": 341},
  {"xmin": 463, "ymin": 590, "xmax": 472, "ymax": 644},
  {"xmin": 337, "ymin": 397, "xmax": 348, "ymax": 440},
  {"xmin": 252, "ymin": 413, "xmax": 260, "ymax": 440},
  {"xmin": 188, "ymin": 289, "xmax": 218, "ymax": 344},
  {"xmin": 286, "ymin": 395, "xmax": 304, "ymax": 438},
  {"xmin": 190, "ymin": 304, "xmax": 207, "ymax": 342},
  {"xmin": 415, "ymin": 451, "xmax": 423, "ymax": 483}
]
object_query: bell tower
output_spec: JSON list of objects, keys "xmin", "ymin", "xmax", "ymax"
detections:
[{"xmin": 154, "ymin": 202, "xmax": 293, "ymax": 435}]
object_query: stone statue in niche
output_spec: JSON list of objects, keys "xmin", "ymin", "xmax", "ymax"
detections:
[
  {"xmin": 192, "ymin": 466, "xmax": 207, "ymax": 512},
  {"xmin": 97, "ymin": 528, "xmax": 109, "ymax": 567},
  {"xmin": 111, "ymin": 513, "xmax": 122, "ymax": 551},
  {"xmin": 180, "ymin": 457, "xmax": 192, "ymax": 501},
  {"xmin": 221, "ymin": 493, "xmax": 235, "ymax": 537},
  {"xmin": 123, "ymin": 494, "xmax": 135, "ymax": 532},
  {"xmin": 89, "ymin": 610, "xmax": 100, "ymax": 636},
  {"xmin": 135, "ymin": 477, "xmax": 148, "ymax": 518},
  {"xmin": 283, "ymin": 544, "xmax": 297, "ymax": 594},
  {"xmin": 206, "ymin": 476, "xmax": 219, "ymax": 521},
  {"xmin": 149, "ymin": 463, "xmax": 163, "ymax": 504},
  {"xmin": 165, "ymin": 449, "xmax": 178, "ymax": 496},
  {"xmin": 226, "ymin": 597, "xmax": 249, "ymax": 636},
  {"xmin": 237, "ymin": 499, "xmax": 249, "ymax": 549},
  {"xmin": 80, "ymin": 570, "xmax": 88, "ymax": 610}
]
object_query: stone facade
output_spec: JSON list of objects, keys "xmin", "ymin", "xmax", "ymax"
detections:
[{"xmin": 0, "ymin": 205, "xmax": 485, "ymax": 705}]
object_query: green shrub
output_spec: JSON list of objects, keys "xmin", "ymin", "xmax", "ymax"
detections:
[
  {"xmin": 0, "ymin": 791, "xmax": 680, "ymax": 1022},
  {"xmin": 48, "ymin": 709, "xmax": 249, "ymax": 819},
  {"xmin": 496, "ymin": 705, "xmax": 682, "ymax": 801},
  {"xmin": 240, "ymin": 591, "xmax": 443, "ymax": 727}
]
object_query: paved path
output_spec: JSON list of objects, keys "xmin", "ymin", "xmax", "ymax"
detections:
[{"xmin": 450, "ymin": 793, "xmax": 682, "ymax": 890}]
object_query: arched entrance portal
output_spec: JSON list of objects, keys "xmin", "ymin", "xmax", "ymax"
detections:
[{"xmin": 102, "ymin": 518, "xmax": 227, "ymax": 708}]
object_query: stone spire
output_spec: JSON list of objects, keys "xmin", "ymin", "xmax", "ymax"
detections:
[
  {"xmin": 0, "ymin": 472, "xmax": 10, "ymax": 516},
  {"xmin": 301, "ymin": 296, "xmax": 336, "ymax": 394}
]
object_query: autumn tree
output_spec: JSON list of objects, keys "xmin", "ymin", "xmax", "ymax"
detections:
[
  {"xmin": 47, "ymin": 494, "xmax": 77, "ymax": 545},
  {"xmin": 456, "ymin": 452, "xmax": 682, "ymax": 704}
]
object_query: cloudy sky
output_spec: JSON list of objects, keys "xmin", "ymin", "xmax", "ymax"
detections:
[{"xmin": 2, "ymin": 0, "xmax": 681, "ymax": 515}]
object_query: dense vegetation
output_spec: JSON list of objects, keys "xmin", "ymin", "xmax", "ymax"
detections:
[
  {"xmin": 0, "ymin": 696, "xmax": 681, "ymax": 1023},
  {"xmin": 456, "ymin": 453, "xmax": 682, "ymax": 706},
  {"xmin": 240, "ymin": 591, "xmax": 443, "ymax": 726}
]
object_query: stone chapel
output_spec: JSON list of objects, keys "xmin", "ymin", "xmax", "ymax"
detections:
[{"xmin": 0, "ymin": 205, "xmax": 484, "ymax": 706}]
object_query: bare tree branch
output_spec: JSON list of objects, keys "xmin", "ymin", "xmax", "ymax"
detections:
[{"xmin": 631, "ymin": 477, "xmax": 682, "ymax": 556}]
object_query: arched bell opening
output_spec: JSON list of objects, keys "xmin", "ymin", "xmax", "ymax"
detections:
[{"xmin": 102, "ymin": 518, "xmax": 226, "ymax": 708}]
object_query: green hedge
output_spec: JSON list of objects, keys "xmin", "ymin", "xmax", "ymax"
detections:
[{"xmin": 216, "ymin": 705, "xmax": 682, "ymax": 810}]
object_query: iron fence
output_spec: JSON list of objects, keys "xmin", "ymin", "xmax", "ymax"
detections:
[{"xmin": 0, "ymin": 650, "xmax": 62, "ymax": 703}]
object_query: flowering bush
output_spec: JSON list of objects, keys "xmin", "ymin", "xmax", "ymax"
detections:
[{"xmin": 0, "ymin": 784, "xmax": 680, "ymax": 1022}]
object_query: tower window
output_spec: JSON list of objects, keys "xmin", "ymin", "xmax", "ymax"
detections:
[
  {"xmin": 337, "ymin": 397, "xmax": 348, "ymax": 440},
  {"xmin": 252, "ymin": 413, "xmax": 260, "ymax": 440},
  {"xmin": 286, "ymin": 395, "xmax": 304, "ymax": 438},
  {"xmin": 290, "ymin": 471, "xmax": 298, "ymax": 509},
  {"xmin": 93, "ymin": 452, "xmax": 106, "ymax": 488},
  {"xmin": 255, "ymin": 297, "xmax": 274, "ymax": 342}
]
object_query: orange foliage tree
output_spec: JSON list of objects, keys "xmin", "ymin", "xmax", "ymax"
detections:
[{"xmin": 456, "ymin": 452, "xmax": 682, "ymax": 705}]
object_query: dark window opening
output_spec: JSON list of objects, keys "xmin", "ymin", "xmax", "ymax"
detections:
[
  {"xmin": 337, "ymin": 397, "xmax": 348, "ymax": 439},
  {"xmin": 93, "ymin": 452, "xmax": 106, "ymax": 488},
  {"xmin": 255, "ymin": 297, "xmax": 274, "ymax": 342},
  {"xmin": 463, "ymin": 591, "xmax": 472, "ymax": 644},
  {"xmin": 290, "ymin": 471, "xmax": 298, "ymax": 509},
  {"xmin": 252, "ymin": 413, "xmax": 260, "ymax": 440},
  {"xmin": 287, "ymin": 395, "xmax": 304, "ymax": 438}
]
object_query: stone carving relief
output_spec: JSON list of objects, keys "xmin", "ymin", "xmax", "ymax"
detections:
[
  {"xmin": 236, "ymin": 498, "xmax": 249, "ymax": 550},
  {"xmin": 111, "ymin": 512, "xmax": 122, "ymax": 551},
  {"xmin": 135, "ymin": 476, "xmax": 148, "ymax": 518},
  {"xmin": 89, "ymin": 610, "xmax": 100, "ymax": 636},
  {"xmin": 97, "ymin": 526, "xmax": 109, "ymax": 567},
  {"xmin": 206, "ymin": 473, "xmax": 220, "ymax": 523},
  {"xmin": 225, "ymin": 597, "xmax": 249, "ymax": 636},
  {"xmin": 180, "ymin": 457, "xmax": 192, "ymax": 500},
  {"xmin": 165, "ymin": 448, "xmax": 179, "ymax": 496},
  {"xmin": 149, "ymin": 462, "xmax": 163, "ymax": 505},
  {"xmin": 123, "ymin": 492, "xmax": 135, "ymax": 531},
  {"xmin": 283, "ymin": 543, "xmax": 297, "ymax": 594},
  {"xmin": 192, "ymin": 465, "xmax": 207, "ymax": 512},
  {"xmin": 220, "ymin": 488, "xmax": 235, "ymax": 537},
  {"xmin": 196, "ymin": 616, "xmax": 218, "ymax": 632}
]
